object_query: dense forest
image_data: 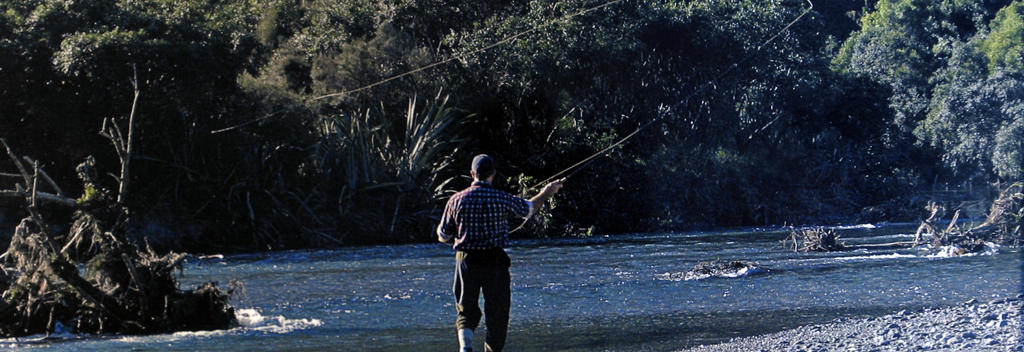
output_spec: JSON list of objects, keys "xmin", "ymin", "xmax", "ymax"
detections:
[{"xmin": 1, "ymin": 0, "xmax": 1021, "ymax": 252}]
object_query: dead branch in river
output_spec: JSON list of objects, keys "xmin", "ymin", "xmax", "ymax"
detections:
[
  {"xmin": 97, "ymin": 65, "xmax": 140, "ymax": 204},
  {"xmin": 914, "ymin": 182, "xmax": 1024, "ymax": 255},
  {"xmin": 784, "ymin": 227, "xmax": 848, "ymax": 252},
  {"xmin": 0, "ymin": 77, "xmax": 236, "ymax": 337},
  {"xmin": 0, "ymin": 139, "xmax": 77, "ymax": 208},
  {"xmin": 1, "ymin": 145, "xmax": 235, "ymax": 337}
]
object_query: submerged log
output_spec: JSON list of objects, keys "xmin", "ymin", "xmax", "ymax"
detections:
[{"xmin": 685, "ymin": 259, "xmax": 760, "ymax": 280}]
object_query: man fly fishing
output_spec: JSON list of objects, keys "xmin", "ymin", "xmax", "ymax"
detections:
[{"xmin": 437, "ymin": 154, "xmax": 564, "ymax": 352}]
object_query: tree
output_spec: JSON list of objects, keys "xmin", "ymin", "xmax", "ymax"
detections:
[
  {"xmin": 918, "ymin": 71, "xmax": 1024, "ymax": 181},
  {"xmin": 834, "ymin": 0, "xmax": 1001, "ymax": 135},
  {"xmin": 981, "ymin": 1, "xmax": 1024, "ymax": 72}
]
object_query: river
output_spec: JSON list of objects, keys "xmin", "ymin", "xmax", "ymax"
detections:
[{"xmin": 2, "ymin": 223, "xmax": 1020, "ymax": 351}]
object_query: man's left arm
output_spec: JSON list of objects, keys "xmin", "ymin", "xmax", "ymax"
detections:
[
  {"xmin": 437, "ymin": 200, "xmax": 456, "ymax": 243},
  {"xmin": 511, "ymin": 179, "xmax": 563, "ymax": 219},
  {"xmin": 527, "ymin": 180, "xmax": 563, "ymax": 210}
]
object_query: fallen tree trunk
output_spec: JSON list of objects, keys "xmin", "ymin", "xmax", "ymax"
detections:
[{"xmin": 0, "ymin": 189, "xmax": 76, "ymax": 207}]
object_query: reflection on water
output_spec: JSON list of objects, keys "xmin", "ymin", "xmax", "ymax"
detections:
[{"xmin": 3, "ymin": 224, "xmax": 1020, "ymax": 351}]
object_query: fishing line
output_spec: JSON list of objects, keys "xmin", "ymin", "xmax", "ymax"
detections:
[
  {"xmin": 311, "ymin": 0, "xmax": 627, "ymax": 101},
  {"xmin": 295, "ymin": 0, "xmax": 812, "ymax": 227},
  {"xmin": 510, "ymin": 0, "xmax": 814, "ymax": 233},
  {"xmin": 219, "ymin": 1, "xmax": 628, "ymax": 134},
  {"xmin": 520, "ymin": 0, "xmax": 815, "ymax": 194}
]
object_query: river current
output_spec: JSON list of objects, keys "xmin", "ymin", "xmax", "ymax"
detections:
[{"xmin": 2, "ymin": 223, "xmax": 1020, "ymax": 351}]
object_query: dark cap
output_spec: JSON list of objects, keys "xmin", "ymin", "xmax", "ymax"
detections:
[{"xmin": 472, "ymin": 154, "xmax": 496, "ymax": 178}]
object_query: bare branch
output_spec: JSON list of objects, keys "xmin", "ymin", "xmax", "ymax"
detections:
[
  {"xmin": 22, "ymin": 156, "xmax": 64, "ymax": 196},
  {"xmin": 1, "ymin": 189, "xmax": 77, "ymax": 207},
  {"xmin": 60, "ymin": 228, "xmax": 84, "ymax": 257},
  {"xmin": 100, "ymin": 117, "xmax": 126, "ymax": 160},
  {"xmin": 944, "ymin": 209, "xmax": 961, "ymax": 233},
  {"xmin": 121, "ymin": 253, "xmax": 147, "ymax": 316},
  {"xmin": 31, "ymin": 161, "xmax": 39, "ymax": 208},
  {"xmin": 1, "ymin": 138, "xmax": 32, "ymax": 185},
  {"xmin": 99, "ymin": 118, "xmax": 113, "ymax": 140},
  {"xmin": 161, "ymin": 253, "xmax": 187, "ymax": 274},
  {"xmin": 111, "ymin": 117, "xmax": 126, "ymax": 153},
  {"xmin": 120, "ymin": 65, "xmax": 140, "ymax": 204}
]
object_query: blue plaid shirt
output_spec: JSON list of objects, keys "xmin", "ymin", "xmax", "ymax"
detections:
[{"xmin": 437, "ymin": 181, "xmax": 533, "ymax": 250}]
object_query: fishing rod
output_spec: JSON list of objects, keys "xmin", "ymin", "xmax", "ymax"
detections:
[
  {"xmin": 510, "ymin": 0, "xmax": 814, "ymax": 233},
  {"xmin": 290, "ymin": 0, "xmax": 815, "ymax": 229}
]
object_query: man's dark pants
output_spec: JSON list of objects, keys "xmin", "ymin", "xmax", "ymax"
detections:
[{"xmin": 454, "ymin": 248, "xmax": 511, "ymax": 352}]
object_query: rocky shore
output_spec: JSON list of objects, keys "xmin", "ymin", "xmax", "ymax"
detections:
[{"xmin": 683, "ymin": 296, "xmax": 1022, "ymax": 351}]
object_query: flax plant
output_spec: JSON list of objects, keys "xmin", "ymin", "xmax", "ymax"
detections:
[{"xmin": 317, "ymin": 91, "xmax": 463, "ymax": 240}]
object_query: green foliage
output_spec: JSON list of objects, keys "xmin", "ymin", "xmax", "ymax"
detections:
[
  {"xmin": 77, "ymin": 184, "xmax": 99, "ymax": 205},
  {"xmin": 982, "ymin": 1, "xmax": 1024, "ymax": 72},
  {"xmin": 918, "ymin": 71, "xmax": 1024, "ymax": 180},
  {"xmin": 256, "ymin": 0, "xmax": 306, "ymax": 49},
  {"xmin": 836, "ymin": 0, "xmax": 1024, "ymax": 185},
  {"xmin": 11, "ymin": 0, "xmax": 1018, "ymax": 250},
  {"xmin": 309, "ymin": 92, "xmax": 463, "ymax": 242},
  {"xmin": 53, "ymin": 28, "xmax": 148, "ymax": 76},
  {"xmin": 296, "ymin": 0, "xmax": 381, "ymax": 53},
  {"xmin": 310, "ymin": 25, "xmax": 436, "ymax": 108},
  {"xmin": 993, "ymin": 118, "xmax": 1024, "ymax": 180},
  {"xmin": 834, "ymin": 0, "xmax": 998, "ymax": 132}
]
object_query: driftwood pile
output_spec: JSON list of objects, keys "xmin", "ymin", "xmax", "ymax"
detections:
[
  {"xmin": 915, "ymin": 182, "xmax": 1023, "ymax": 255},
  {"xmin": 0, "ymin": 83, "xmax": 237, "ymax": 338},
  {"xmin": 2, "ymin": 217, "xmax": 235, "ymax": 336},
  {"xmin": 782, "ymin": 182, "xmax": 1023, "ymax": 255},
  {"xmin": 784, "ymin": 227, "xmax": 847, "ymax": 252}
]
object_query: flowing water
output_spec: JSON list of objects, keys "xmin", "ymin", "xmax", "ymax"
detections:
[{"xmin": 3, "ymin": 224, "xmax": 1021, "ymax": 351}]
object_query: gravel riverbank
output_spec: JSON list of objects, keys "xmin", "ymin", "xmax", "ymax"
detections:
[{"xmin": 683, "ymin": 296, "xmax": 1023, "ymax": 351}]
